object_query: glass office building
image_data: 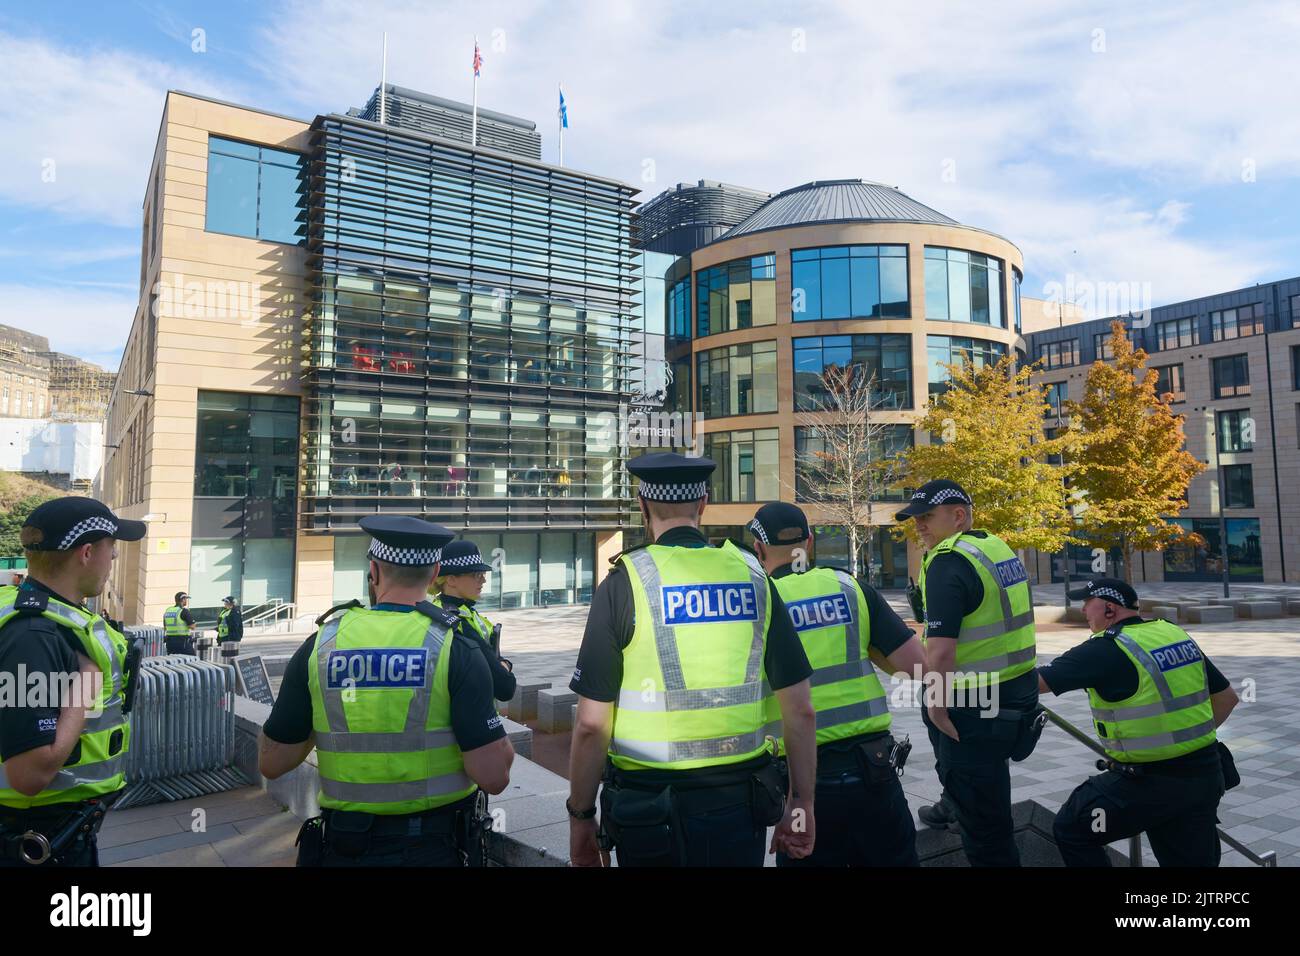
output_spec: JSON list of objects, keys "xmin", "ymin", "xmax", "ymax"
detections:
[{"xmin": 301, "ymin": 112, "xmax": 638, "ymax": 608}]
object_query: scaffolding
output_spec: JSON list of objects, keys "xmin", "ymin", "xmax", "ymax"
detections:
[{"xmin": 46, "ymin": 353, "xmax": 115, "ymax": 422}]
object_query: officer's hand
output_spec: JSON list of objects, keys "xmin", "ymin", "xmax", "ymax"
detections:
[
  {"xmin": 771, "ymin": 797, "xmax": 815, "ymax": 859},
  {"xmin": 569, "ymin": 817, "xmax": 608, "ymax": 867},
  {"xmin": 928, "ymin": 704, "xmax": 960, "ymax": 742}
]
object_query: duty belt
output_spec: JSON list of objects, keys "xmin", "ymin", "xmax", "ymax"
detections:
[{"xmin": 0, "ymin": 794, "xmax": 116, "ymax": 865}]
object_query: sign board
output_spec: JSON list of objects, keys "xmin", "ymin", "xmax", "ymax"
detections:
[{"xmin": 235, "ymin": 654, "xmax": 275, "ymax": 705}]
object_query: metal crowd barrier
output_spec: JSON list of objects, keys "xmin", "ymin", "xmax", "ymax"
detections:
[
  {"xmin": 115, "ymin": 654, "xmax": 248, "ymax": 810},
  {"xmin": 124, "ymin": 624, "xmax": 166, "ymax": 658}
]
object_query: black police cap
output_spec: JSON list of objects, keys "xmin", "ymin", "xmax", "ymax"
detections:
[
  {"xmin": 439, "ymin": 539, "xmax": 493, "ymax": 574},
  {"xmin": 1066, "ymin": 577, "xmax": 1140, "ymax": 610},
  {"xmin": 894, "ymin": 479, "xmax": 973, "ymax": 521},
  {"xmin": 749, "ymin": 502, "xmax": 811, "ymax": 546},
  {"xmin": 627, "ymin": 452, "xmax": 716, "ymax": 502},
  {"xmin": 22, "ymin": 496, "xmax": 146, "ymax": 552},
  {"xmin": 358, "ymin": 515, "xmax": 456, "ymax": 567}
]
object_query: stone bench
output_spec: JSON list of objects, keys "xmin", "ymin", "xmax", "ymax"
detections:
[
  {"xmin": 502, "ymin": 717, "xmax": 534, "ymax": 760},
  {"xmin": 1285, "ymin": 597, "xmax": 1300, "ymax": 616},
  {"xmin": 1149, "ymin": 605, "xmax": 1179, "ymax": 622},
  {"xmin": 1185, "ymin": 605, "xmax": 1235, "ymax": 624},
  {"xmin": 536, "ymin": 688, "xmax": 579, "ymax": 733},
  {"xmin": 1237, "ymin": 601, "xmax": 1282, "ymax": 619},
  {"xmin": 504, "ymin": 681, "xmax": 552, "ymax": 722}
]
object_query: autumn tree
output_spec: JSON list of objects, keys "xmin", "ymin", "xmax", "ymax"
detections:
[
  {"xmin": 896, "ymin": 352, "xmax": 1079, "ymax": 553},
  {"xmin": 1064, "ymin": 319, "xmax": 1204, "ymax": 583},
  {"xmin": 792, "ymin": 364, "xmax": 905, "ymax": 578}
]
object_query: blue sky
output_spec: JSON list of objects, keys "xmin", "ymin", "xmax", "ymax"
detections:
[{"xmin": 2, "ymin": 0, "xmax": 1299, "ymax": 370}]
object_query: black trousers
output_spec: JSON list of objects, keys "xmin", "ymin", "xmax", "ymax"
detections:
[
  {"xmin": 164, "ymin": 635, "xmax": 195, "ymax": 655},
  {"xmin": 317, "ymin": 832, "xmax": 461, "ymax": 867},
  {"xmin": 925, "ymin": 713, "xmax": 1020, "ymax": 867},
  {"xmin": 613, "ymin": 788, "xmax": 767, "ymax": 867},
  {"xmin": 300, "ymin": 805, "xmax": 469, "ymax": 868},
  {"xmin": 1053, "ymin": 765, "xmax": 1225, "ymax": 867},
  {"xmin": 776, "ymin": 769, "xmax": 919, "ymax": 868}
]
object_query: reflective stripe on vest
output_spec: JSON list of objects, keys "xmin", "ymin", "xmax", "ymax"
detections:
[
  {"xmin": 0, "ymin": 588, "xmax": 130, "ymax": 808},
  {"xmin": 1087, "ymin": 620, "xmax": 1218, "ymax": 763},
  {"xmin": 610, "ymin": 543, "xmax": 771, "ymax": 770},
  {"xmin": 217, "ymin": 608, "xmax": 229, "ymax": 638},
  {"xmin": 310, "ymin": 612, "xmax": 473, "ymax": 811},
  {"xmin": 163, "ymin": 606, "xmax": 189, "ymax": 637},
  {"xmin": 919, "ymin": 532, "xmax": 1037, "ymax": 688},
  {"xmin": 765, "ymin": 568, "xmax": 892, "ymax": 748}
]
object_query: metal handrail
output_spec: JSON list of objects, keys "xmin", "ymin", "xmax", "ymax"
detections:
[
  {"xmin": 1040, "ymin": 706, "xmax": 1277, "ymax": 867},
  {"xmin": 243, "ymin": 601, "xmax": 297, "ymax": 630}
]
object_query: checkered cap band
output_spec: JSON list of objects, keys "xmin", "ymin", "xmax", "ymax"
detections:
[
  {"xmin": 747, "ymin": 519, "xmax": 770, "ymax": 545},
  {"xmin": 367, "ymin": 538, "xmax": 442, "ymax": 567},
  {"xmin": 58, "ymin": 517, "xmax": 118, "ymax": 550},
  {"xmin": 928, "ymin": 488, "xmax": 971, "ymax": 505},
  {"xmin": 441, "ymin": 553, "xmax": 488, "ymax": 570},
  {"xmin": 1090, "ymin": 586, "xmax": 1127, "ymax": 604},
  {"xmin": 638, "ymin": 480, "xmax": 708, "ymax": 502}
]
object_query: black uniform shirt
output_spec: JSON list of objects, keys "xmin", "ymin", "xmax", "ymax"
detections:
[
  {"xmin": 569, "ymin": 526, "xmax": 813, "ymax": 702},
  {"xmin": 179, "ymin": 607, "xmax": 195, "ymax": 628},
  {"xmin": 1038, "ymin": 616, "xmax": 1228, "ymax": 771},
  {"xmin": 0, "ymin": 579, "xmax": 86, "ymax": 762},
  {"xmin": 921, "ymin": 530, "xmax": 1038, "ymax": 713},
  {"xmin": 769, "ymin": 563, "xmax": 915, "ymax": 657},
  {"xmin": 440, "ymin": 594, "xmax": 517, "ymax": 703},
  {"xmin": 263, "ymin": 604, "xmax": 507, "ymax": 752}
]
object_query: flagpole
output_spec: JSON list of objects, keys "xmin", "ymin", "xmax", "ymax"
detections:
[
  {"xmin": 558, "ymin": 82, "xmax": 564, "ymax": 167},
  {"xmin": 471, "ymin": 36, "xmax": 479, "ymax": 148},
  {"xmin": 379, "ymin": 32, "xmax": 388, "ymax": 124}
]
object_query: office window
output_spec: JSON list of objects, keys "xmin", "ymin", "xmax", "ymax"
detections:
[
  {"xmin": 928, "ymin": 335, "xmax": 1005, "ymax": 396},
  {"xmin": 1155, "ymin": 317, "xmax": 1196, "ymax": 350},
  {"xmin": 668, "ymin": 275, "xmax": 691, "ymax": 340},
  {"xmin": 1164, "ymin": 517, "xmax": 1263, "ymax": 581},
  {"xmin": 1209, "ymin": 303, "xmax": 1264, "ymax": 341},
  {"xmin": 1221, "ymin": 464, "xmax": 1254, "ymax": 509},
  {"xmin": 1291, "ymin": 345, "xmax": 1300, "ymax": 390},
  {"xmin": 1216, "ymin": 409, "xmax": 1254, "ymax": 452},
  {"xmin": 1212, "ymin": 354, "xmax": 1251, "ymax": 398},
  {"xmin": 1012, "ymin": 268, "xmax": 1022, "ymax": 335},
  {"xmin": 205, "ymin": 136, "xmax": 306, "ymax": 244},
  {"xmin": 703, "ymin": 429, "xmax": 780, "ymax": 502},
  {"xmin": 1154, "ymin": 364, "xmax": 1185, "ymax": 402},
  {"xmin": 1044, "ymin": 381, "xmax": 1067, "ymax": 418},
  {"xmin": 1291, "ymin": 294, "xmax": 1300, "ymax": 329},
  {"xmin": 697, "ymin": 340, "xmax": 778, "ymax": 417},
  {"xmin": 696, "ymin": 254, "xmax": 776, "ymax": 336},
  {"xmin": 792, "ymin": 334, "xmax": 911, "ymax": 411},
  {"xmin": 1093, "ymin": 331, "xmax": 1115, "ymax": 361},
  {"xmin": 924, "ymin": 247, "xmax": 1004, "ymax": 326},
  {"xmin": 1040, "ymin": 339, "xmax": 1079, "ymax": 370},
  {"xmin": 790, "ymin": 245, "xmax": 909, "ymax": 321}
]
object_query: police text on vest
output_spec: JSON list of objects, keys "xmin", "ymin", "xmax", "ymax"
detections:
[
  {"xmin": 327, "ymin": 649, "xmax": 429, "ymax": 688},
  {"xmin": 1150, "ymin": 640, "xmax": 1203, "ymax": 672},
  {"xmin": 785, "ymin": 593, "xmax": 852, "ymax": 632},
  {"xmin": 661, "ymin": 583, "xmax": 758, "ymax": 625},
  {"xmin": 49, "ymin": 886, "xmax": 151, "ymax": 936}
]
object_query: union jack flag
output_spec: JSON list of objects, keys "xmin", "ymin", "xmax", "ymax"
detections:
[{"xmin": 473, "ymin": 41, "xmax": 482, "ymax": 77}]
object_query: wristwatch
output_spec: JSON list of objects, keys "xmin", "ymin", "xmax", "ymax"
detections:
[{"xmin": 565, "ymin": 798, "xmax": 597, "ymax": 820}]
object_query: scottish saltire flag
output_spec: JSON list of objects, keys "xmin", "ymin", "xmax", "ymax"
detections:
[
  {"xmin": 558, "ymin": 86, "xmax": 568, "ymax": 128},
  {"xmin": 473, "ymin": 41, "xmax": 483, "ymax": 77}
]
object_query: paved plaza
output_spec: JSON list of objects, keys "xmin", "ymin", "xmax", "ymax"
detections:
[{"xmin": 106, "ymin": 587, "xmax": 1300, "ymax": 866}]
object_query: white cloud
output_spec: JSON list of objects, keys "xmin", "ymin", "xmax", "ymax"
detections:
[{"xmin": 0, "ymin": 283, "xmax": 135, "ymax": 370}]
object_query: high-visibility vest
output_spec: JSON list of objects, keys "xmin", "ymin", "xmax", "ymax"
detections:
[
  {"xmin": 0, "ymin": 586, "xmax": 131, "ymax": 809},
  {"xmin": 1087, "ymin": 619, "xmax": 1218, "ymax": 764},
  {"xmin": 163, "ymin": 605, "xmax": 189, "ymax": 637},
  {"xmin": 917, "ymin": 531, "xmax": 1037, "ymax": 689},
  {"xmin": 764, "ymin": 567, "xmax": 891, "ymax": 751},
  {"xmin": 432, "ymin": 595, "xmax": 492, "ymax": 645},
  {"xmin": 217, "ymin": 608, "xmax": 230, "ymax": 639},
  {"xmin": 306, "ymin": 605, "xmax": 477, "ymax": 814},
  {"xmin": 611, "ymin": 541, "xmax": 773, "ymax": 772}
]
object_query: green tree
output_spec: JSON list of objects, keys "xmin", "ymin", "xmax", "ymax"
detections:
[
  {"xmin": 897, "ymin": 352, "xmax": 1079, "ymax": 552},
  {"xmin": 0, "ymin": 472, "xmax": 63, "ymax": 558},
  {"xmin": 1065, "ymin": 320, "xmax": 1204, "ymax": 583}
]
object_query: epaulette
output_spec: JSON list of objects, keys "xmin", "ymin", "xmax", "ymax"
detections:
[
  {"xmin": 415, "ymin": 600, "xmax": 459, "ymax": 629},
  {"xmin": 608, "ymin": 543, "xmax": 648, "ymax": 565},
  {"xmin": 14, "ymin": 589, "xmax": 49, "ymax": 615},
  {"xmin": 315, "ymin": 598, "xmax": 362, "ymax": 627},
  {"xmin": 1100, "ymin": 626, "xmax": 1124, "ymax": 641}
]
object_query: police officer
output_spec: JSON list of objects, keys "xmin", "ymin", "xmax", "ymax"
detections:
[
  {"xmin": 258, "ymin": 516, "xmax": 515, "ymax": 867},
  {"xmin": 0, "ymin": 497, "xmax": 143, "ymax": 866},
  {"xmin": 895, "ymin": 479, "xmax": 1040, "ymax": 867},
  {"xmin": 750, "ymin": 502, "xmax": 923, "ymax": 867},
  {"xmin": 1039, "ymin": 578, "xmax": 1239, "ymax": 866},
  {"xmin": 567, "ymin": 453, "xmax": 818, "ymax": 867},
  {"xmin": 217, "ymin": 596, "xmax": 243, "ymax": 646},
  {"xmin": 432, "ymin": 539, "xmax": 516, "ymax": 704},
  {"xmin": 162, "ymin": 591, "xmax": 196, "ymax": 655}
]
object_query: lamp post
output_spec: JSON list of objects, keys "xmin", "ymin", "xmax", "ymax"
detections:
[{"xmin": 1218, "ymin": 462, "xmax": 1231, "ymax": 599}]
